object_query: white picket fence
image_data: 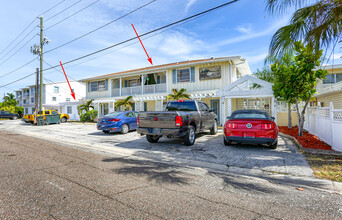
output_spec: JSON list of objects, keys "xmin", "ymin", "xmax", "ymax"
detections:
[{"xmin": 303, "ymin": 102, "xmax": 342, "ymax": 152}]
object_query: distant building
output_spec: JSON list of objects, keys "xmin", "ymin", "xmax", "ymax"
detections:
[
  {"xmin": 315, "ymin": 64, "xmax": 342, "ymax": 108},
  {"xmin": 15, "ymin": 81, "xmax": 86, "ymax": 121}
]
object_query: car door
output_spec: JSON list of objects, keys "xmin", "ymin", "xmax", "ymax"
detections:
[
  {"xmin": 124, "ymin": 112, "xmax": 134, "ymax": 130},
  {"xmin": 130, "ymin": 112, "xmax": 138, "ymax": 129},
  {"xmin": 3, "ymin": 111, "xmax": 11, "ymax": 119},
  {"xmin": 199, "ymin": 102, "xmax": 210, "ymax": 130}
]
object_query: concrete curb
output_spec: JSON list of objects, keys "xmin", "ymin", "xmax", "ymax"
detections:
[{"xmin": 279, "ymin": 132, "xmax": 342, "ymax": 156}]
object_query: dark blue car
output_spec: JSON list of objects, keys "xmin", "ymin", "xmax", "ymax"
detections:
[{"xmin": 97, "ymin": 111, "xmax": 138, "ymax": 134}]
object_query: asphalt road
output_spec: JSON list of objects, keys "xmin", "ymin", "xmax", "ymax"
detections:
[{"xmin": 1, "ymin": 130, "xmax": 342, "ymax": 219}]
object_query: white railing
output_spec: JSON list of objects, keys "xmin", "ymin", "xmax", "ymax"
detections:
[
  {"xmin": 144, "ymin": 83, "xmax": 166, "ymax": 94},
  {"xmin": 112, "ymin": 88, "xmax": 120, "ymax": 97},
  {"xmin": 122, "ymin": 86, "xmax": 142, "ymax": 96},
  {"xmin": 112, "ymin": 83, "xmax": 166, "ymax": 97},
  {"xmin": 304, "ymin": 102, "xmax": 342, "ymax": 152}
]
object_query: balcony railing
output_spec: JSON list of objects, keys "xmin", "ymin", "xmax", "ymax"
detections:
[
  {"xmin": 144, "ymin": 83, "xmax": 166, "ymax": 94},
  {"xmin": 122, "ymin": 86, "xmax": 142, "ymax": 96},
  {"xmin": 111, "ymin": 83, "xmax": 167, "ymax": 97}
]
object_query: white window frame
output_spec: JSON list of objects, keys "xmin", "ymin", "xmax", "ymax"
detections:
[
  {"xmin": 66, "ymin": 98, "xmax": 70, "ymax": 102},
  {"xmin": 67, "ymin": 106, "xmax": 72, "ymax": 114},
  {"xmin": 52, "ymin": 97, "xmax": 57, "ymax": 101},
  {"xmin": 176, "ymin": 68, "xmax": 191, "ymax": 83},
  {"xmin": 54, "ymin": 86, "xmax": 59, "ymax": 93},
  {"xmin": 90, "ymin": 80, "xmax": 106, "ymax": 91}
]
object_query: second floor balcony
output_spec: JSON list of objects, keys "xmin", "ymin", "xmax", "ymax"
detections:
[{"xmin": 111, "ymin": 83, "xmax": 167, "ymax": 97}]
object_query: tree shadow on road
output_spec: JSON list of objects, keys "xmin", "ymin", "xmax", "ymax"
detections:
[{"xmin": 102, "ymin": 157, "xmax": 191, "ymax": 185}]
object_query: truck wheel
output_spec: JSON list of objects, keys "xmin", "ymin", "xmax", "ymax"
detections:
[
  {"xmin": 210, "ymin": 120, "xmax": 217, "ymax": 135},
  {"xmin": 183, "ymin": 125, "xmax": 196, "ymax": 146},
  {"xmin": 61, "ymin": 117, "xmax": 67, "ymax": 123},
  {"xmin": 146, "ymin": 135, "xmax": 160, "ymax": 143}
]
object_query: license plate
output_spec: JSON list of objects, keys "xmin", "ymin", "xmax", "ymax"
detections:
[
  {"xmin": 244, "ymin": 133, "xmax": 255, "ymax": 138},
  {"xmin": 152, "ymin": 128, "xmax": 161, "ymax": 134}
]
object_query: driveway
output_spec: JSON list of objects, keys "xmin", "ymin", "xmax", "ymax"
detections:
[{"xmin": 0, "ymin": 120, "xmax": 313, "ymax": 177}]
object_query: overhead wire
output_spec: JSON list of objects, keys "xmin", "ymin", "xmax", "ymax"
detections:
[
  {"xmin": 45, "ymin": 0, "xmax": 84, "ymax": 22},
  {"xmin": 0, "ymin": 0, "xmax": 66, "ymax": 58},
  {"xmin": 0, "ymin": 0, "xmax": 240, "ymax": 88},
  {"xmin": 46, "ymin": 0, "xmax": 100, "ymax": 31},
  {"xmin": 0, "ymin": 58, "xmax": 37, "ymax": 79},
  {"xmin": 44, "ymin": 0, "xmax": 157, "ymax": 54}
]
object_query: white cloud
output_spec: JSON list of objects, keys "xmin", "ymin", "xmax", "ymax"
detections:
[
  {"xmin": 216, "ymin": 16, "xmax": 290, "ymax": 47},
  {"xmin": 235, "ymin": 24, "xmax": 253, "ymax": 35},
  {"xmin": 159, "ymin": 32, "xmax": 203, "ymax": 56},
  {"xmin": 244, "ymin": 52, "xmax": 268, "ymax": 63},
  {"xmin": 185, "ymin": 0, "xmax": 198, "ymax": 13}
]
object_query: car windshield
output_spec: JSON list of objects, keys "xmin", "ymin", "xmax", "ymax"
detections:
[
  {"xmin": 166, "ymin": 102, "xmax": 197, "ymax": 111},
  {"xmin": 104, "ymin": 112, "xmax": 122, "ymax": 117},
  {"xmin": 231, "ymin": 113, "xmax": 268, "ymax": 119}
]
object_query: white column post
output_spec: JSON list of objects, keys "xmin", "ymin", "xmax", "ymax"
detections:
[
  {"xmin": 330, "ymin": 102, "xmax": 334, "ymax": 150},
  {"xmin": 220, "ymin": 96, "xmax": 225, "ymax": 126},
  {"xmin": 109, "ymin": 79, "xmax": 112, "ymax": 97},
  {"xmin": 165, "ymin": 71, "xmax": 168, "ymax": 93},
  {"xmin": 141, "ymin": 75, "xmax": 144, "ymax": 94},
  {"xmin": 119, "ymin": 78, "xmax": 122, "ymax": 97},
  {"xmin": 272, "ymin": 96, "xmax": 277, "ymax": 123}
]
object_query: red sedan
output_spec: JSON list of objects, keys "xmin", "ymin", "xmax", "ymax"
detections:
[{"xmin": 224, "ymin": 109, "xmax": 278, "ymax": 149}]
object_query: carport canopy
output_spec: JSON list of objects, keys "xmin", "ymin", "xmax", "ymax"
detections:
[{"xmin": 216, "ymin": 75, "xmax": 277, "ymax": 125}]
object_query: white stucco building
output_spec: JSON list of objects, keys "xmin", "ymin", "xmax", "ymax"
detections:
[{"xmin": 15, "ymin": 81, "xmax": 86, "ymax": 120}]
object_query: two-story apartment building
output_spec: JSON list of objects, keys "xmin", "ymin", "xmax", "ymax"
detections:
[
  {"xmin": 314, "ymin": 64, "xmax": 342, "ymax": 108},
  {"xmin": 15, "ymin": 81, "xmax": 86, "ymax": 120},
  {"xmin": 80, "ymin": 57, "xmax": 252, "ymax": 125}
]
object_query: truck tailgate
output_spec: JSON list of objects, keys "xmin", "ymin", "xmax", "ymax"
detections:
[{"xmin": 139, "ymin": 111, "xmax": 179, "ymax": 129}]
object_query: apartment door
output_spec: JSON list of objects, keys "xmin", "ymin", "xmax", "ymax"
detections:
[{"xmin": 210, "ymin": 99, "xmax": 220, "ymax": 123}]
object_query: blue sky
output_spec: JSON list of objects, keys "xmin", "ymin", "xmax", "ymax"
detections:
[{"xmin": 0, "ymin": 0, "xmax": 341, "ymax": 96}]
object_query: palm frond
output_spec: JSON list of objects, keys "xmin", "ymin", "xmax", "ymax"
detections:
[{"xmin": 266, "ymin": 0, "xmax": 310, "ymax": 15}]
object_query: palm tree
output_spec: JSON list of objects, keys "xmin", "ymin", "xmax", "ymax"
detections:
[
  {"xmin": 77, "ymin": 99, "xmax": 94, "ymax": 114},
  {"xmin": 266, "ymin": 0, "xmax": 342, "ymax": 58},
  {"xmin": 3, "ymin": 93, "xmax": 15, "ymax": 102},
  {"xmin": 114, "ymin": 96, "xmax": 134, "ymax": 110},
  {"xmin": 167, "ymin": 88, "xmax": 190, "ymax": 101}
]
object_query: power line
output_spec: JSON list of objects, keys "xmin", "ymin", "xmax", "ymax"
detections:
[
  {"xmin": 43, "ymin": 59, "xmax": 78, "ymax": 81},
  {"xmin": 0, "ymin": 0, "xmax": 66, "ymax": 58},
  {"xmin": 0, "ymin": 0, "xmax": 239, "ymax": 88},
  {"xmin": 45, "ymin": 0, "xmax": 157, "ymax": 54},
  {"xmin": 46, "ymin": 0, "xmax": 100, "ymax": 31},
  {"xmin": 0, "ymin": 58, "xmax": 37, "ymax": 79},
  {"xmin": 45, "ymin": 0, "xmax": 84, "ymax": 22},
  {"xmin": 45, "ymin": 10, "xmax": 210, "ymax": 73},
  {"xmin": 0, "ymin": 18, "xmax": 36, "ymax": 57},
  {"xmin": 0, "ymin": 32, "xmax": 38, "ymax": 66},
  {"xmin": 41, "ymin": 0, "xmax": 67, "ymax": 15},
  {"xmin": 61, "ymin": 0, "xmax": 239, "ymax": 66},
  {"xmin": 0, "ymin": 26, "xmax": 37, "ymax": 63}
]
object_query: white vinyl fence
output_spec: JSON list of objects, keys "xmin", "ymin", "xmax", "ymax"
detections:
[{"xmin": 304, "ymin": 102, "xmax": 342, "ymax": 152}]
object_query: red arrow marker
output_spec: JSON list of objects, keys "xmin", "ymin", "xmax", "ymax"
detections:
[
  {"xmin": 131, "ymin": 24, "xmax": 153, "ymax": 65},
  {"xmin": 59, "ymin": 61, "xmax": 76, "ymax": 100}
]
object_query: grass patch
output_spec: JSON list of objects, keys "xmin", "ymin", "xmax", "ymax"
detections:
[{"xmin": 304, "ymin": 153, "xmax": 342, "ymax": 182}]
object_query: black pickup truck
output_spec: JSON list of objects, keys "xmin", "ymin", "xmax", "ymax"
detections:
[
  {"xmin": 137, "ymin": 100, "xmax": 218, "ymax": 146},
  {"xmin": 0, "ymin": 111, "xmax": 19, "ymax": 120}
]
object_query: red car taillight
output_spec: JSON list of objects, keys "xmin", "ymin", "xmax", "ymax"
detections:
[
  {"xmin": 226, "ymin": 122, "xmax": 238, "ymax": 129},
  {"xmin": 137, "ymin": 116, "xmax": 139, "ymax": 126},
  {"xmin": 108, "ymin": 118, "xmax": 120, "ymax": 122},
  {"xmin": 262, "ymin": 123, "xmax": 274, "ymax": 129},
  {"xmin": 175, "ymin": 116, "xmax": 182, "ymax": 127}
]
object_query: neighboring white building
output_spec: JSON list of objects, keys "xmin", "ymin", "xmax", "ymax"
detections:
[
  {"xmin": 80, "ymin": 57, "xmax": 252, "ymax": 125},
  {"xmin": 15, "ymin": 81, "xmax": 86, "ymax": 120}
]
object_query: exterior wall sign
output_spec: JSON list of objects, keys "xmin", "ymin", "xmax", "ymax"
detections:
[{"xmin": 199, "ymin": 65, "xmax": 221, "ymax": 80}]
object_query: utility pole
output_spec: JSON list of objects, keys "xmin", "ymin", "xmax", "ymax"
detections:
[
  {"xmin": 39, "ymin": 15, "xmax": 43, "ymax": 112},
  {"xmin": 31, "ymin": 15, "xmax": 49, "ymax": 113},
  {"xmin": 34, "ymin": 68, "xmax": 39, "ymax": 125}
]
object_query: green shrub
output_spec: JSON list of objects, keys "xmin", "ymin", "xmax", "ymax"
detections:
[{"xmin": 80, "ymin": 110, "xmax": 98, "ymax": 122}]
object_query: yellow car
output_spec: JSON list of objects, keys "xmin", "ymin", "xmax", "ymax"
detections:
[{"xmin": 23, "ymin": 110, "xmax": 70, "ymax": 123}]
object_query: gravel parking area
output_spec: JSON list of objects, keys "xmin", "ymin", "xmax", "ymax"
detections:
[{"xmin": 1, "ymin": 120, "xmax": 314, "ymax": 177}]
